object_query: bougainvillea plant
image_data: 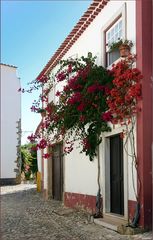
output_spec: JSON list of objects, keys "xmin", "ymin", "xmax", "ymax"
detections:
[
  {"xmin": 107, "ymin": 54, "xmax": 142, "ymax": 125},
  {"xmin": 26, "ymin": 53, "xmax": 142, "ymax": 162},
  {"xmin": 107, "ymin": 54, "xmax": 142, "ymax": 202}
]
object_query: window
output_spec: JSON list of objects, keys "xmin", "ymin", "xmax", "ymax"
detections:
[{"xmin": 106, "ymin": 18, "xmax": 123, "ymax": 67}]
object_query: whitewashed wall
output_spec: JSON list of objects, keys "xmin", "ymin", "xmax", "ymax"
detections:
[
  {"xmin": 63, "ymin": 1, "xmax": 136, "ymax": 66},
  {"xmin": 0, "ymin": 64, "xmax": 21, "ymax": 179},
  {"xmin": 37, "ymin": 149, "xmax": 42, "ymax": 172}
]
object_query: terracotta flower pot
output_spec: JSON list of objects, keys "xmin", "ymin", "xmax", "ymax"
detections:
[{"xmin": 119, "ymin": 44, "xmax": 130, "ymax": 57}]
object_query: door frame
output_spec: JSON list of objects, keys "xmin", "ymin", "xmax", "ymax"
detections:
[{"xmin": 100, "ymin": 128, "xmax": 128, "ymax": 219}]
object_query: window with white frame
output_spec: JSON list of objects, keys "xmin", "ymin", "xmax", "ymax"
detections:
[{"xmin": 105, "ymin": 17, "xmax": 123, "ymax": 67}]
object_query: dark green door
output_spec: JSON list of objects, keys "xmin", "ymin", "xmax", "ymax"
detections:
[
  {"xmin": 110, "ymin": 135, "xmax": 124, "ymax": 215},
  {"xmin": 52, "ymin": 143, "xmax": 63, "ymax": 201}
]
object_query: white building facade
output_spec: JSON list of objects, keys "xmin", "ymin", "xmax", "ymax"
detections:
[
  {"xmin": 0, "ymin": 64, "xmax": 21, "ymax": 185},
  {"xmin": 36, "ymin": 0, "xmax": 152, "ymax": 230}
]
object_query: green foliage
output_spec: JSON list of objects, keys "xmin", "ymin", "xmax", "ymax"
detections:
[
  {"xmin": 37, "ymin": 108, "xmax": 46, "ymax": 113},
  {"xmin": 108, "ymin": 39, "xmax": 133, "ymax": 52},
  {"xmin": 44, "ymin": 55, "xmax": 113, "ymax": 160},
  {"xmin": 21, "ymin": 143, "xmax": 38, "ymax": 179}
]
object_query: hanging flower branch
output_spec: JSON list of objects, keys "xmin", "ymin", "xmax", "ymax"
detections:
[{"xmin": 107, "ymin": 55, "xmax": 142, "ymax": 125}]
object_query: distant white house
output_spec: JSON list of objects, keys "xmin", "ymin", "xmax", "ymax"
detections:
[{"xmin": 0, "ymin": 63, "xmax": 21, "ymax": 185}]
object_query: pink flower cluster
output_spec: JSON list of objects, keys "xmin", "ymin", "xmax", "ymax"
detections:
[
  {"xmin": 56, "ymin": 71, "xmax": 66, "ymax": 82},
  {"xmin": 101, "ymin": 111, "xmax": 112, "ymax": 122},
  {"xmin": 67, "ymin": 92, "xmax": 82, "ymax": 105},
  {"xmin": 27, "ymin": 134, "xmax": 37, "ymax": 142},
  {"xmin": 77, "ymin": 102, "xmax": 86, "ymax": 112},
  {"xmin": 42, "ymin": 153, "xmax": 50, "ymax": 159},
  {"xmin": 87, "ymin": 84, "xmax": 108, "ymax": 94},
  {"xmin": 37, "ymin": 139, "xmax": 47, "ymax": 149}
]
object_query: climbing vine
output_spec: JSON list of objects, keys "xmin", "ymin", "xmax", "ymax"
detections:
[{"xmin": 26, "ymin": 54, "xmax": 142, "ymax": 163}]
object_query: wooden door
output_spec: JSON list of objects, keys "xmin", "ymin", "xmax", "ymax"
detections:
[
  {"xmin": 110, "ymin": 135, "xmax": 124, "ymax": 215},
  {"xmin": 52, "ymin": 143, "xmax": 63, "ymax": 201}
]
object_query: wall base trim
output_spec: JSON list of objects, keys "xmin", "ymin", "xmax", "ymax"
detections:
[
  {"xmin": 128, "ymin": 200, "xmax": 137, "ymax": 223},
  {"xmin": 0, "ymin": 178, "xmax": 18, "ymax": 186},
  {"xmin": 64, "ymin": 192, "xmax": 97, "ymax": 213}
]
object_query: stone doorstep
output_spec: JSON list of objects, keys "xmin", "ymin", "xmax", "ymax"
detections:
[
  {"xmin": 94, "ymin": 214, "xmax": 150, "ymax": 236},
  {"xmin": 94, "ymin": 214, "xmax": 128, "ymax": 232}
]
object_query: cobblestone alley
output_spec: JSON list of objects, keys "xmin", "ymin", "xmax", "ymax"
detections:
[{"xmin": 1, "ymin": 184, "xmax": 152, "ymax": 240}]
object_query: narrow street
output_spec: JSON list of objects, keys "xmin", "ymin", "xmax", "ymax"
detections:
[{"xmin": 0, "ymin": 184, "xmax": 152, "ymax": 240}]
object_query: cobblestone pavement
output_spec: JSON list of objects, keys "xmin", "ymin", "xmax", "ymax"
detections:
[{"xmin": 1, "ymin": 184, "xmax": 152, "ymax": 240}]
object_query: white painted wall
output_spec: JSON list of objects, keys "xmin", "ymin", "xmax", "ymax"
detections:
[
  {"xmin": 45, "ymin": 1, "xmax": 137, "ymax": 204},
  {"xmin": 63, "ymin": 1, "xmax": 136, "ymax": 66},
  {"xmin": 0, "ymin": 64, "xmax": 21, "ymax": 179},
  {"xmin": 43, "ymin": 148, "xmax": 48, "ymax": 189},
  {"xmin": 37, "ymin": 149, "xmax": 42, "ymax": 172},
  {"xmin": 65, "ymin": 141, "xmax": 99, "ymax": 196}
]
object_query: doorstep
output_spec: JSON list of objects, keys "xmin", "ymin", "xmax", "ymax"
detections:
[{"xmin": 94, "ymin": 213, "xmax": 128, "ymax": 232}]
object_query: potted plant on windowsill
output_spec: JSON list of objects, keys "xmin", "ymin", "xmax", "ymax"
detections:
[
  {"xmin": 37, "ymin": 108, "xmax": 46, "ymax": 117},
  {"xmin": 109, "ymin": 39, "xmax": 133, "ymax": 57}
]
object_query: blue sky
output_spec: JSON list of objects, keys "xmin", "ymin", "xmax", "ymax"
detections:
[{"xmin": 1, "ymin": 0, "xmax": 91, "ymax": 144}]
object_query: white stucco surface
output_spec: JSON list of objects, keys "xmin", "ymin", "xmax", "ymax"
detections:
[
  {"xmin": 64, "ymin": 141, "xmax": 99, "ymax": 196},
  {"xmin": 63, "ymin": 1, "xmax": 136, "ymax": 66},
  {"xmin": 0, "ymin": 64, "xmax": 21, "ymax": 179},
  {"xmin": 43, "ymin": 148, "xmax": 48, "ymax": 189},
  {"xmin": 37, "ymin": 149, "xmax": 42, "ymax": 172}
]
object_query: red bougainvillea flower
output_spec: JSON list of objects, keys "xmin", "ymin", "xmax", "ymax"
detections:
[
  {"xmin": 27, "ymin": 133, "xmax": 37, "ymax": 142},
  {"xmin": 107, "ymin": 59, "xmax": 142, "ymax": 124},
  {"xmin": 78, "ymin": 65, "xmax": 91, "ymax": 80},
  {"xmin": 77, "ymin": 102, "xmax": 86, "ymax": 112},
  {"xmin": 41, "ymin": 95, "xmax": 48, "ymax": 102},
  {"xmin": 67, "ymin": 64, "xmax": 72, "ymax": 73},
  {"xmin": 31, "ymin": 145, "xmax": 38, "ymax": 151},
  {"xmin": 55, "ymin": 90, "xmax": 61, "ymax": 97},
  {"xmin": 82, "ymin": 138, "xmax": 90, "ymax": 150},
  {"xmin": 101, "ymin": 111, "xmax": 112, "ymax": 122},
  {"xmin": 56, "ymin": 71, "xmax": 66, "ymax": 82},
  {"xmin": 68, "ymin": 76, "xmax": 79, "ymax": 90},
  {"xmin": 37, "ymin": 139, "xmax": 47, "ymax": 149},
  {"xmin": 45, "ymin": 104, "xmax": 53, "ymax": 114},
  {"xmin": 63, "ymin": 85, "xmax": 70, "ymax": 92},
  {"xmin": 42, "ymin": 153, "xmax": 50, "ymax": 159},
  {"xmin": 67, "ymin": 92, "xmax": 82, "ymax": 105},
  {"xmin": 87, "ymin": 84, "xmax": 106, "ymax": 94},
  {"xmin": 87, "ymin": 84, "xmax": 98, "ymax": 93}
]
